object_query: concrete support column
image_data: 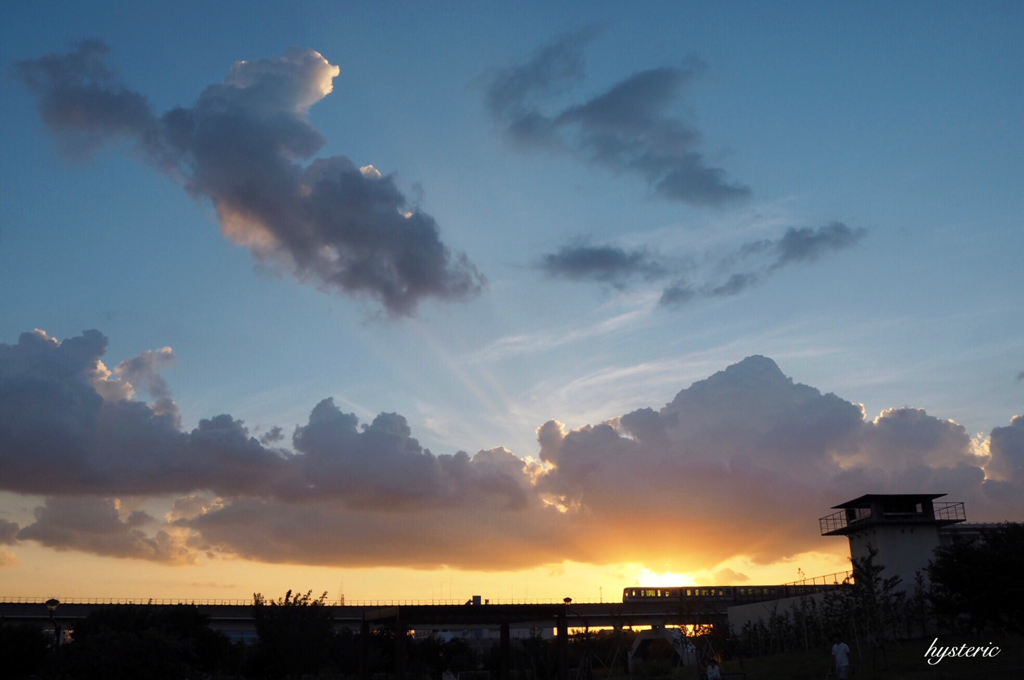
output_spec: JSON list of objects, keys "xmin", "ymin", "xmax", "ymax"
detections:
[
  {"xmin": 500, "ymin": 622, "xmax": 510, "ymax": 680},
  {"xmin": 360, "ymin": 620, "xmax": 370, "ymax": 680},
  {"xmin": 557, "ymin": 613, "xmax": 569, "ymax": 680}
]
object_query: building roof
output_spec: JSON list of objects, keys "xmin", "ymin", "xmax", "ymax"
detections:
[{"xmin": 831, "ymin": 493, "xmax": 946, "ymax": 509}]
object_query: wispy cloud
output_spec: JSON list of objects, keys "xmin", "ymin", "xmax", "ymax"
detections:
[{"xmin": 483, "ymin": 31, "xmax": 750, "ymax": 207}]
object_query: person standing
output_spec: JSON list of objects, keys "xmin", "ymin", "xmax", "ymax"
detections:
[
  {"xmin": 706, "ymin": 657, "xmax": 722, "ymax": 680},
  {"xmin": 831, "ymin": 633, "xmax": 852, "ymax": 679}
]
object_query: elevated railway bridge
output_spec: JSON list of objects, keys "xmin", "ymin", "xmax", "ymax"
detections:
[{"xmin": 1, "ymin": 581, "xmax": 848, "ymax": 680}]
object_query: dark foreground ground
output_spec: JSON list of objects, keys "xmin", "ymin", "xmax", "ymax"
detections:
[{"xmin": 706, "ymin": 634, "xmax": 1024, "ymax": 680}]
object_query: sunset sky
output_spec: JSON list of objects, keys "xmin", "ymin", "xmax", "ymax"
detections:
[{"xmin": 1, "ymin": 2, "xmax": 1022, "ymax": 604}]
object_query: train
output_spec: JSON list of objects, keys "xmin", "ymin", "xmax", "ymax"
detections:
[{"xmin": 622, "ymin": 582, "xmax": 847, "ymax": 604}]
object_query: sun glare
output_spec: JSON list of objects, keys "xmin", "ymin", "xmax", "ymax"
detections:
[{"xmin": 634, "ymin": 568, "xmax": 696, "ymax": 587}]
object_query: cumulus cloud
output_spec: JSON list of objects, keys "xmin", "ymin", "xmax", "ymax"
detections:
[
  {"xmin": 17, "ymin": 497, "xmax": 194, "ymax": 564},
  {"xmin": 1, "ymin": 327, "xmax": 1021, "ymax": 571},
  {"xmin": 15, "ymin": 42, "xmax": 483, "ymax": 315},
  {"xmin": 985, "ymin": 415, "xmax": 1024, "ymax": 483},
  {"xmin": 0, "ymin": 329, "xmax": 289, "ymax": 496},
  {"xmin": 484, "ymin": 31, "xmax": 750, "ymax": 207}
]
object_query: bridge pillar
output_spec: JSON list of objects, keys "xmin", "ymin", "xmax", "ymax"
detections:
[
  {"xmin": 500, "ymin": 622, "xmax": 510, "ymax": 680},
  {"xmin": 360, "ymin": 620, "xmax": 370, "ymax": 680},
  {"xmin": 557, "ymin": 613, "xmax": 569, "ymax": 680}
]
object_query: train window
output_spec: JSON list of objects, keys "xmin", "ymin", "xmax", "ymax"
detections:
[{"xmin": 686, "ymin": 589, "xmax": 691, "ymax": 597}]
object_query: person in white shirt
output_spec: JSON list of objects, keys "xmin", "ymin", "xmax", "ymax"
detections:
[
  {"xmin": 831, "ymin": 634, "xmax": 851, "ymax": 679},
  {"xmin": 706, "ymin": 657, "xmax": 722, "ymax": 680}
]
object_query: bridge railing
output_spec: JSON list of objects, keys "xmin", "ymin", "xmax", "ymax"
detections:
[
  {"xmin": 0, "ymin": 597, "xmax": 584, "ymax": 607},
  {"xmin": 783, "ymin": 570, "xmax": 853, "ymax": 587}
]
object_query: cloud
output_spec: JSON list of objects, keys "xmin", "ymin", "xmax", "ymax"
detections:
[
  {"xmin": 659, "ymin": 222, "xmax": 867, "ymax": 306},
  {"xmin": 659, "ymin": 280, "xmax": 696, "ymax": 306},
  {"xmin": 538, "ymin": 243, "xmax": 667, "ymax": 287},
  {"xmin": 1, "ymin": 328, "xmax": 1020, "ymax": 571},
  {"xmin": 540, "ymin": 223, "xmax": 865, "ymax": 305},
  {"xmin": 985, "ymin": 415, "xmax": 1024, "ymax": 483},
  {"xmin": 17, "ymin": 497, "xmax": 194, "ymax": 564},
  {"xmin": 770, "ymin": 222, "xmax": 867, "ymax": 270},
  {"xmin": 1017, "ymin": 371, "xmax": 1024, "ymax": 381},
  {"xmin": 713, "ymin": 568, "xmax": 749, "ymax": 584},
  {"xmin": 484, "ymin": 32, "xmax": 750, "ymax": 207},
  {"xmin": 259, "ymin": 426, "xmax": 285, "ymax": 445},
  {"xmin": 15, "ymin": 42, "xmax": 484, "ymax": 315},
  {"xmin": 0, "ymin": 518, "xmax": 19, "ymax": 545},
  {"xmin": 0, "ymin": 329, "xmax": 289, "ymax": 496},
  {"xmin": 0, "ymin": 549, "xmax": 17, "ymax": 567}
]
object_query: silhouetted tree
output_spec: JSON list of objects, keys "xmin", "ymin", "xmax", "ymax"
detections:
[
  {"xmin": 0, "ymin": 621, "xmax": 51, "ymax": 678},
  {"xmin": 251, "ymin": 589, "xmax": 334, "ymax": 678},
  {"xmin": 59, "ymin": 604, "xmax": 229, "ymax": 680},
  {"xmin": 929, "ymin": 522, "xmax": 1024, "ymax": 634}
]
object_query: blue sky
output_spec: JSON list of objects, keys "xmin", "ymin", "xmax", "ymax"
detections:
[{"xmin": 0, "ymin": 2, "xmax": 1022, "ymax": 599}]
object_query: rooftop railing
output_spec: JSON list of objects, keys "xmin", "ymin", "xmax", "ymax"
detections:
[
  {"xmin": 934, "ymin": 501, "xmax": 966, "ymax": 523},
  {"xmin": 819, "ymin": 510, "xmax": 848, "ymax": 535}
]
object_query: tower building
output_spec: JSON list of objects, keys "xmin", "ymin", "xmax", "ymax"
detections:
[{"xmin": 819, "ymin": 493, "xmax": 966, "ymax": 589}]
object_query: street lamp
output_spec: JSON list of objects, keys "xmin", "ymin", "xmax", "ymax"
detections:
[{"xmin": 44, "ymin": 598, "xmax": 61, "ymax": 644}]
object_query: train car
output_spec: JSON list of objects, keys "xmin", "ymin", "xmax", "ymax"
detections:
[
  {"xmin": 622, "ymin": 587, "xmax": 736, "ymax": 603},
  {"xmin": 623, "ymin": 582, "xmax": 846, "ymax": 604}
]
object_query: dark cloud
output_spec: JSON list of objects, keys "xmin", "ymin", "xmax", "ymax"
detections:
[
  {"xmin": 0, "ymin": 329, "xmax": 289, "ymax": 497},
  {"xmin": 484, "ymin": 33, "xmax": 750, "ymax": 207},
  {"xmin": 659, "ymin": 280, "xmax": 696, "ymax": 306},
  {"xmin": 0, "ymin": 518, "xmax": 19, "ymax": 545},
  {"xmin": 259, "ymin": 426, "xmax": 285, "ymax": 445},
  {"xmin": 704, "ymin": 272, "xmax": 760, "ymax": 298},
  {"xmin": 538, "ymin": 243, "xmax": 667, "ymax": 287},
  {"xmin": 986, "ymin": 415, "xmax": 1024, "ymax": 483},
  {"xmin": 17, "ymin": 497, "xmax": 193, "ymax": 564},
  {"xmin": 12, "ymin": 40, "xmax": 155, "ymax": 158},
  {"xmin": 15, "ymin": 43, "xmax": 483, "ymax": 315},
  {"xmin": 537, "ymin": 223, "xmax": 864, "ymax": 305},
  {"xmin": 771, "ymin": 222, "xmax": 867, "ymax": 270},
  {"xmin": 484, "ymin": 26, "xmax": 599, "ymax": 127},
  {"xmin": 284, "ymin": 399, "xmax": 533, "ymax": 511},
  {"xmin": 1017, "ymin": 371, "xmax": 1024, "ymax": 381},
  {"xmin": 1, "ymin": 328, "xmax": 1020, "ymax": 571},
  {"xmin": 657, "ymin": 222, "xmax": 867, "ymax": 306}
]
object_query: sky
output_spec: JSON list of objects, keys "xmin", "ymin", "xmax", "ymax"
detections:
[{"xmin": 1, "ymin": 1, "xmax": 1022, "ymax": 604}]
